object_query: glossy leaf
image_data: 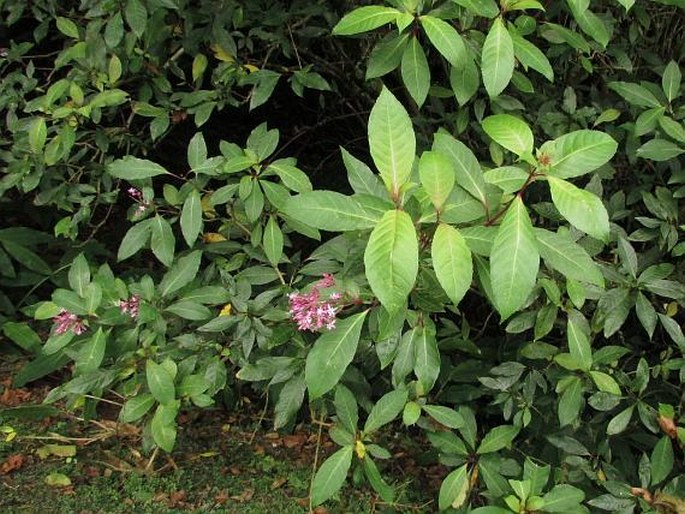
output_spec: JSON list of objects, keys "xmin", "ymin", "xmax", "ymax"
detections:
[
  {"xmin": 650, "ymin": 436, "xmax": 674, "ymax": 485},
  {"xmin": 477, "ymin": 425, "xmax": 520, "ymax": 454},
  {"xmin": 334, "ymin": 385, "xmax": 358, "ymax": 434},
  {"xmin": 439, "ymin": 464, "xmax": 469, "ymax": 510},
  {"xmin": 273, "ymin": 375, "xmax": 306, "ymax": 430},
  {"xmin": 263, "ymin": 216, "xmax": 283, "ymax": 267},
  {"xmin": 120, "ymin": 393, "xmax": 155, "ymax": 423},
  {"xmin": 636, "ymin": 139, "xmax": 685, "ymax": 161},
  {"xmin": 363, "ymin": 389, "xmax": 408, "ymax": 434},
  {"xmin": 68, "ymin": 253, "xmax": 90, "ymax": 297},
  {"xmin": 482, "ymin": 114, "xmax": 534, "ymax": 157},
  {"xmin": 432, "ymin": 132, "xmax": 487, "ymax": 204},
  {"xmin": 77, "ymin": 327, "xmax": 107, "ymax": 374},
  {"xmin": 567, "ymin": 314, "xmax": 592, "ymax": 372},
  {"xmin": 419, "ymin": 151, "xmax": 455, "ymax": 209},
  {"xmin": 413, "ymin": 326, "xmax": 440, "ymax": 393},
  {"xmin": 332, "ymin": 6, "xmax": 400, "ymax": 36},
  {"xmin": 368, "ymin": 87, "xmax": 416, "ymax": 195},
  {"xmin": 150, "ymin": 215, "xmax": 175, "ymax": 267},
  {"xmin": 341, "ymin": 148, "xmax": 386, "ymax": 198},
  {"xmin": 305, "ymin": 311, "xmax": 368, "ymax": 400},
  {"xmin": 662, "ymin": 60, "xmax": 681, "ymax": 102},
  {"xmin": 401, "ymin": 37, "xmax": 430, "ymax": 107},
  {"xmin": 311, "ymin": 446, "xmax": 353, "ymax": 506},
  {"xmin": 608, "ymin": 82, "xmax": 662, "ymax": 108},
  {"xmin": 420, "ymin": 16, "xmax": 466, "ymax": 67},
  {"xmin": 107, "ymin": 156, "xmax": 170, "ymax": 179},
  {"xmin": 542, "ymin": 484, "xmax": 585, "ymax": 512},
  {"xmin": 180, "ymin": 190, "xmax": 202, "ymax": 247},
  {"xmin": 534, "ymin": 228, "xmax": 604, "ymax": 286},
  {"xmin": 432, "ymin": 224, "xmax": 473, "ymax": 306},
  {"xmin": 364, "ymin": 210, "xmax": 418, "ymax": 313},
  {"xmin": 366, "ymin": 33, "xmax": 410, "ymax": 79},
  {"xmin": 283, "ymin": 191, "xmax": 385, "ymax": 231},
  {"xmin": 146, "ymin": 359, "xmax": 175, "ymax": 405},
  {"xmin": 423, "ymin": 405, "xmax": 464, "ymax": 429},
  {"xmin": 547, "ymin": 176, "xmax": 610, "ymax": 241},
  {"xmin": 151, "ymin": 402, "xmax": 178, "ymax": 452},
  {"xmin": 543, "ymin": 130, "xmax": 618, "ymax": 179},
  {"xmin": 558, "ymin": 376, "xmax": 584, "ymax": 427},
  {"xmin": 490, "ymin": 197, "xmax": 539, "ymax": 319},
  {"xmin": 511, "ymin": 32, "xmax": 554, "ymax": 82},
  {"xmin": 481, "ymin": 18, "xmax": 515, "ymax": 97},
  {"xmin": 158, "ymin": 251, "xmax": 202, "ymax": 298},
  {"xmin": 450, "ymin": 56, "xmax": 480, "ymax": 106}
]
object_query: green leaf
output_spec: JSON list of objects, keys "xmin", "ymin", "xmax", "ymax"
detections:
[
  {"xmin": 419, "ymin": 152, "xmax": 455, "ymax": 209},
  {"xmin": 453, "ymin": 0, "xmax": 499, "ymax": 17},
  {"xmin": 151, "ymin": 402, "xmax": 178, "ymax": 452},
  {"xmin": 608, "ymin": 82, "xmax": 662, "ymax": 108},
  {"xmin": 650, "ymin": 436, "xmax": 674, "ymax": 485},
  {"xmin": 332, "ymin": 6, "xmax": 400, "ymax": 36},
  {"xmin": 187, "ymin": 133, "xmax": 207, "ymax": 170},
  {"xmin": 547, "ymin": 176, "xmax": 610, "ymax": 241},
  {"xmin": 2, "ymin": 241, "xmax": 52, "ymax": 275},
  {"xmin": 305, "ymin": 312, "xmax": 368, "ymax": 400},
  {"xmin": 636, "ymin": 139, "xmax": 685, "ymax": 161},
  {"xmin": 543, "ymin": 130, "xmax": 618, "ymax": 179},
  {"xmin": 56, "ymin": 17, "xmax": 79, "ymax": 39},
  {"xmin": 273, "ymin": 375, "xmax": 306, "ymax": 430},
  {"xmin": 482, "ymin": 114, "xmax": 534, "ymax": 158},
  {"xmin": 413, "ymin": 326, "xmax": 440, "ymax": 393},
  {"xmin": 282, "ymin": 191, "xmax": 385, "ymax": 232},
  {"xmin": 342, "ymin": 148, "xmax": 386, "ymax": 198},
  {"xmin": 558, "ymin": 376, "xmax": 584, "ymax": 427},
  {"xmin": 606, "ymin": 405, "xmax": 634, "ymax": 435},
  {"xmin": 363, "ymin": 389, "xmax": 408, "ymax": 435},
  {"xmin": 662, "ymin": 60, "xmax": 681, "ymax": 102},
  {"xmin": 635, "ymin": 292, "xmax": 657, "ymax": 339},
  {"xmin": 368, "ymin": 87, "xmax": 416, "ymax": 196},
  {"xmin": 108, "ymin": 156, "xmax": 169, "ymax": 180},
  {"xmin": 125, "ymin": 0, "xmax": 147, "ymax": 38},
  {"xmin": 568, "ymin": 313, "xmax": 592, "ymax": 372},
  {"xmin": 481, "ymin": 18, "xmax": 515, "ymax": 97},
  {"xmin": 45, "ymin": 472, "xmax": 72, "ymax": 487},
  {"xmin": 310, "ymin": 446, "xmax": 353, "ymax": 506},
  {"xmin": 490, "ymin": 197, "xmax": 539, "ymax": 319},
  {"xmin": 511, "ymin": 32, "xmax": 553, "ymax": 82},
  {"xmin": 2, "ymin": 322, "xmax": 42, "ymax": 353},
  {"xmin": 542, "ymin": 484, "xmax": 585, "ymax": 512},
  {"xmin": 484, "ymin": 166, "xmax": 529, "ymax": 194},
  {"xmin": 450, "ymin": 55, "xmax": 480, "ymax": 106},
  {"xmin": 567, "ymin": 4, "xmax": 610, "ymax": 48},
  {"xmin": 366, "ymin": 33, "xmax": 410, "ymax": 80},
  {"xmin": 146, "ymin": 360, "xmax": 175, "ymax": 405},
  {"xmin": 68, "ymin": 253, "xmax": 90, "ymax": 297},
  {"xmin": 165, "ymin": 301, "xmax": 212, "ymax": 320},
  {"xmin": 420, "ymin": 16, "xmax": 466, "ymax": 67},
  {"xmin": 263, "ymin": 216, "xmax": 283, "ymax": 267},
  {"xmin": 363, "ymin": 456, "xmax": 395, "ymax": 503},
  {"xmin": 589, "ymin": 371, "xmax": 621, "ymax": 395},
  {"xmin": 364, "ymin": 210, "xmax": 418, "ymax": 313},
  {"xmin": 120, "ymin": 393, "xmax": 155, "ymax": 423},
  {"xmin": 477, "ymin": 425, "xmax": 520, "ymax": 454},
  {"xmin": 28, "ymin": 117, "xmax": 47, "ymax": 153},
  {"xmin": 401, "ymin": 37, "xmax": 430, "ymax": 108},
  {"xmin": 150, "ymin": 215, "xmax": 175, "ymax": 267},
  {"xmin": 432, "ymin": 132, "xmax": 487, "ymax": 204},
  {"xmin": 534, "ymin": 229, "xmax": 603, "ymax": 286},
  {"xmin": 432, "ymin": 224, "xmax": 473, "ymax": 306},
  {"xmin": 439, "ymin": 464, "xmax": 470, "ymax": 511},
  {"xmin": 117, "ymin": 220, "xmax": 152, "ymax": 261},
  {"xmin": 180, "ymin": 190, "xmax": 202, "ymax": 247},
  {"xmin": 423, "ymin": 405, "xmax": 464, "ymax": 429},
  {"xmin": 77, "ymin": 328, "xmax": 107, "ymax": 374},
  {"xmin": 268, "ymin": 160, "xmax": 312, "ymax": 193},
  {"xmin": 158, "ymin": 251, "xmax": 202, "ymax": 298},
  {"xmin": 334, "ymin": 385, "xmax": 358, "ymax": 434}
]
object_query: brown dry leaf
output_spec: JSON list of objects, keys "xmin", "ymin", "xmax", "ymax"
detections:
[
  {"xmin": 313, "ymin": 506, "xmax": 328, "ymax": 514},
  {"xmin": 630, "ymin": 487, "xmax": 654, "ymax": 503},
  {"xmin": 229, "ymin": 466, "xmax": 241, "ymax": 475},
  {"xmin": 283, "ymin": 434, "xmax": 306, "ymax": 448},
  {"xmin": 214, "ymin": 490, "xmax": 230, "ymax": 505},
  {"xmin": 230, "ymin": 488, "xmax": 254, "ymax": 502},
  {"xmin": 0, "ymin": 386, "xmax": 31, "ymax": 406},
  {"xmin": 271, "ymin": 477, "xmax": 287, "ymax": 490},
  {"xmin": 658, "ymin": 415, "xmax": 678, "ymax": 439},
  {"xmin": 168, "ymin": 490, "xmax": 187, "ymax": 508},
  {"xmin": 253, "ymin": 445, "xmax": 265, "ymax": 455},
  {"xmin": 0, "ymin": 453, "xmax": 25, "ymax": 474}
]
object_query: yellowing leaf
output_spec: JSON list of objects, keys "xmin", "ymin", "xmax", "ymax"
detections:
[
  {"xmin": 355, "ymin": 440, "xmax": 366, "ymax": 459},
  {"xmin": 202, "ymin": 232, "xmax": 227, "ymax": 243},
  {"xmin": 219, "ymin": 303, "xmax": 232, "ymax": 316},
  {"xmin": 210, "ymin": 44, "xmax": 235, "ymax": 63}
]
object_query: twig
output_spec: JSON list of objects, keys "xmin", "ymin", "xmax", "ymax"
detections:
[{"xmin": 309, "ymin": 409, "xmax": 324, "ymax": 514}]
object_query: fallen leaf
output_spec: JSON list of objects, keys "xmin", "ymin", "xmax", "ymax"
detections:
[
  {"xmin": 0, "ymin": 453, "xmax": 24, "ymax": 474},
  {"xmin": 45, "ymin": 472, "xmax": 72, "ymax": 487},
  {"xmin": 230, "ymin": 488, "xmax": 254, "ymax": 502},
  {"xmin": 36, "ymin": 444, "xmax": 77, "ymax": 459},
  {"xmin": 271, "ymin": 477, "xmax": 287, "ymax": 490}
]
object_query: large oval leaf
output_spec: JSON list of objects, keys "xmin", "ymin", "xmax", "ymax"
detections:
[
  {"xmin": 432, "ymin": 132, "xmax": 486, "ymax": 204},
  {"xmin": 311, "ymin": 446, "xmax": 353, "ymax": 506},
  {"xmin": 332, "ymin": 6, "xmax": 399, "ymax": 36},
  {"xmin": 534, "ymin": 228, "xmax": 604, "ymax": 286},
  {"xmin": 490, "ymin": 197, "xmax": 539, "ymax": 319},
  {"xmin": 368, "ymin": 87, "xmax": 416, "ymax": 196},
  {"xmin": 543, "ymin": 130, "xmax": 618, "ymax": 179},
  {"xmin": 420, "ymin": 15, "xmax": 466, "ymax": 67},
  {"xmin": 364, "ymin": 210, "xmax": 418, "ymax": 313},
  {"xmin": 282, "ymin": 191, "xmax": 386, "ymax": 232},
  {"xmin": 481, "ymin": 18, "xmax": 514, "ymax": 97},
  {"xmin": 439, "ymin": 464, "xmax": 470, "ymax": 511},
  {"xmin": 401, "ymin": 36, "xmax": 430, "ymax": 108},
  {"xmin": 305, "ymin": 311, "xmax": 368, "ymax": 400},
  {"xmin": 180, "ymin": 190, "xmax": 203, "ymax": 247},
  {"xmin": 547, "ymin": 176, "xmax": 610, "ymax": 241},
  {"xmin": 419, "ymin": 151, "xmax": 455, "ymax": 209},
  {"xmin": 107, "ymin": 156, "xmax": 170, "ymax": 179},
  {"xmin": 482, "ymin": 114, "xmax": 534, "ymax": 158},
  {"xmin": 146, "ymin": 359, "xmax": 175, "ymax": 405},
  {"xmin": 432, "ymin": 224, "xmax": 473, "ymax": 306},
  {"xmin": 413, "ymin": 326, "xmax": 440, "ymax": 394}
]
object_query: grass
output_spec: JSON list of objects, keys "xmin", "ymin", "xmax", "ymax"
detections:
[{"xmin": 0, "ymin": 402, "xmax": 436, "ymax": 513}]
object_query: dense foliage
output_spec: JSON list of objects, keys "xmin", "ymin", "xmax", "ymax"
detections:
[{"xmin": 1, "ymin": 0, "xmax": 684, "ymax": 511}]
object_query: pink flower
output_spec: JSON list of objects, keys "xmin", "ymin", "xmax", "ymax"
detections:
[
  {"xmin": 52, "ymin": 309, "xmax": 87, "ymax": 335},
  {"xmin": 126, "ymin": 186, "xmax": 151, "ymax": 215},
  {"xmin": 118, "ymin": 294, "xmax": 140, "ymax": 319},
  {"xmin": 288, "ymin": 274, "xmax": 342, "ymax": 332}
]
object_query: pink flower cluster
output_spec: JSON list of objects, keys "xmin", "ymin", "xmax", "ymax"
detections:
[
  {"xmin": 53, "ymin": 309, "xmax": 87, "ymax": 335},
  {"xmin": 127, "ymin": 187, "xmax": 151, "ymax": 215},
  {"xmin": 118, "ymin": 294, "xmax": 140, "ymax": 319},
  {"xmin": 288, "ymin": 273, "xmax": 342, "ymax": 332}
]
